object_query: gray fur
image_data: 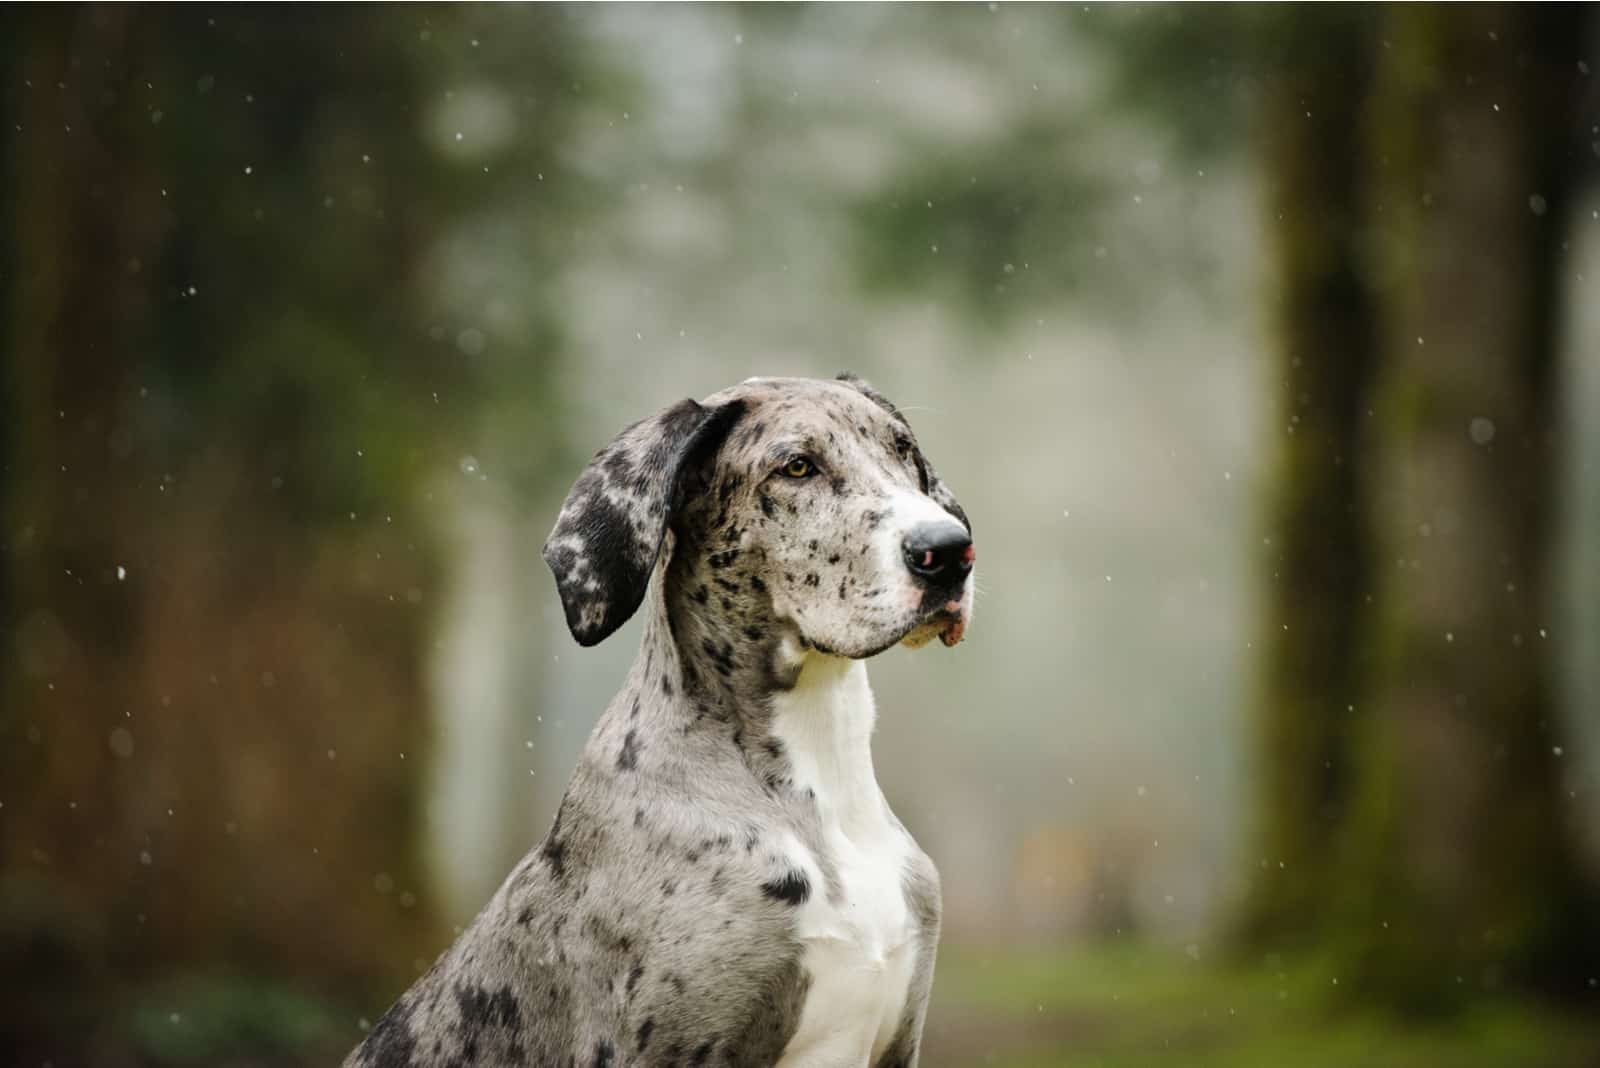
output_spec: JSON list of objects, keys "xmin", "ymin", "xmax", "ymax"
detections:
[{"xmin": 346, "ymin": 375, "xmax": 970, "ymax": 1068}]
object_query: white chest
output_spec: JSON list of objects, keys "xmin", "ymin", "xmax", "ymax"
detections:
[{"xmin": 770, "ymin": 657, "xmax": 919, "ymax": 1068}]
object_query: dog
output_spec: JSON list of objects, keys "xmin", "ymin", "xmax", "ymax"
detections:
[{"xmin": 346, "ymin": 374, "xmax": 974, "ymax": 1068}]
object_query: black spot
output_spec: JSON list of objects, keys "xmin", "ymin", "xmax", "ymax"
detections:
[
  {"xmin": 709, "ymin": 549, "xmax": 741, "ymax": 569},
  {"xmin": 691, "ymin": 1039, "xmax": 715, "ymax": 1066},
  {"xmin": 626, "ymin": 962, "xmax": 645, "ymax": 997},
  {"xmin": 761, "ymin": 870, "xmax": 811, "ymax": 906},
  {"xmin": 759, "ymin": 493, "xmax": 777, "ymax": 519},
  {"xmin": 764, "ymin": 739, "xmax": 784, "ymax": 760},
  {"xmin": 635, "ymin": 806, "xmax": 647, "ymax": 828},
  {"xmin": 358, "ymin": 995, "xmax": 418, "ymax": 1066},
  {"xmin": 661, "ymin": 675, "xmax": 673, "ymax": 697},
  {"xmin": 692, "ymin": 585, "xmax": 710, "ymax": 605},
  {"xmin": 803, "ymin": 573, "xmax": 819, "ymax": 588},
  {"xmin": 749, "ymin": 575, "xmax": 767, "ymax": 595},
  {"xmin": 594, "ymin": 1039, "xmax": 615, "ymax": 1068},
  {"xmin": 542, "ymin": 836, "xmax": 566, "ymax": 879},
  {"xmin": 517, "ymin": 906, "xmax": 534, "ymax": 926},
  {"xmin": 743, "ymin": 625, "xmax": 763, "ymax": 641},
  {"xmin": 637, "ymin": 1018, "xmax": 656, "ymax": 1052},
  {"xmin": 454, "ymin": 983, "xmax": 521, "ymax": 1033},
  {"xmin": 617, "ymin": 729, "xmax": 641, "ymax": 772}
]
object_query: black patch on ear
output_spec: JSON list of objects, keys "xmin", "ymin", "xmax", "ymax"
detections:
[
  {"xmin": 544, "ymin": 399, "xmax": 745, "ymax": 645},
  {"xmin": 836, "ymin": 372, "xmax": 971, "ymax": 534}
]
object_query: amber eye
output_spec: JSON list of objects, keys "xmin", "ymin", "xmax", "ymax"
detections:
[{"xmin": 782, "ymin": 457, "xmax": 815, "ymax": 479}]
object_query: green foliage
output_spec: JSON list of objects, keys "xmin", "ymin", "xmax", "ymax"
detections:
[
  {"xmin": 846, "ymin": 3, "xmax": 1273, "ymax": 319},
  {"xmin": 103, "ymin": 7, "xmax": 596, "ymax": 525},
  {"xmin": 851, "ymin": 115, "xmax": 1109, "ymax": 319}
]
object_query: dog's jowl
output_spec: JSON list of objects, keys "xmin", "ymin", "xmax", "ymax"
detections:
[{"xmin": 346, "ymin": 375, "xmax": 975, "ymax": 1068}]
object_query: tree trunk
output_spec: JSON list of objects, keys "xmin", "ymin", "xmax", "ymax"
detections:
[
  {"xmin": 1237, "ymin": 10, "xmax": 1383, "ymax": 948},
  {"xmin": 1337, "ymin": 3, "xmax": 1599, "ymax": 1008},
  {"xmin": 0, "ymin": 9, "xmax": 449, "ymax": 1052}
]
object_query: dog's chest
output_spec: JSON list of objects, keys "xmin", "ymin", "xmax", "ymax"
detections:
[{"xmin": 770, "ymin": 660, "xmax": 920, "ymax": 1068}]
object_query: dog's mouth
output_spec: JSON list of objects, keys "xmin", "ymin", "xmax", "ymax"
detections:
[
  {"xmin": 931, "ymin": 598, "xmax": 968, "ymax": 647},
  {"xmin": 899, "ymin": 598, "xmax": 968, "ymax": 650}
]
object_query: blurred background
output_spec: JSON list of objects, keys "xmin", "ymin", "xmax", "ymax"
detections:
[{"xmin": 3, "ymin": 5, "xmax": 1599, "ymax": 1066}]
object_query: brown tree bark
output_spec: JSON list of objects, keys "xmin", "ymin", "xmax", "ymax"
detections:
[
  {"xmin": 1237, "ymin": 9, "xmax": 1384, "ymax": 949},
  {"xmin": 0, "ymin": 10, "xmax": 448, "ymax": 1053},
  {"xmin": 1337, "ymin": 4, "xmax": 1600, "ymax": 1007}
]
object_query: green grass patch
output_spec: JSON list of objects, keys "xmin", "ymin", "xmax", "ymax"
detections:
[
  {"xmin": 927, "ymin": 942, "xmax": 1598, "ymax": 1068},
  {"xmin": 122, "ymin": 973, "xmax": 347, "ymax": 1065}
]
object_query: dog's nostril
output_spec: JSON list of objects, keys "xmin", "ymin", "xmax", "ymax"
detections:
[{"xmin": 903, "ymin": 523, "xmax": 974, "ymax": 582}]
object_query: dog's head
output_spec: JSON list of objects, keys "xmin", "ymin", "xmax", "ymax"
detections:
[{"xmin": 543, "ymin": 375, "xmax": 973, "ymax": 661}]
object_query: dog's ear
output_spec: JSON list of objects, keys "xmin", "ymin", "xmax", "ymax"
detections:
[
  {"xmin": 544, "ymin": 398, "xmax": 745, "ymax": 646},
  {"xmin": 836, "ymin": 372, "xmax": 969, "ymax": 532}
]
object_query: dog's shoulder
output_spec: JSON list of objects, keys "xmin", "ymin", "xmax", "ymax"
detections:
[{"xmin": 346, "ymin": 760, "xmax": 813, "ymax": 1067}]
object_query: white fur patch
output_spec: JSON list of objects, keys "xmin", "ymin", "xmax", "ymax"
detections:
[{"xmin": 771, "ymin": 656, "xmax": 917, "ymax": 1068}]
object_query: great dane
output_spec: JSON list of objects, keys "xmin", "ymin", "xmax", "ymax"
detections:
[{"xmin": 347, "ymin": 374, "xmax": 974, "ymax": 1068}]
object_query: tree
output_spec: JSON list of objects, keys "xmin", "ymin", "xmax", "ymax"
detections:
[
  {"xmin": 843, "ymin": 2, "xmax": 1600, "ymax": 1008},
  {"xmin": 0, "ymin": 7, "xmax": 591, "ymax": 1059},
  {"xmin": 1335, "ymin": 4, "xmax": 1599, "ymax": 1007},
  {"xmin": 1237, "ymin": 9, "xmax": 1384, "ymax": 949}
]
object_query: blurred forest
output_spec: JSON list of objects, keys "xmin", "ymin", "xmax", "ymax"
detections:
[{"xmin": 2, "ymin": 5, "xmax": 1599, "ymax": 1067}]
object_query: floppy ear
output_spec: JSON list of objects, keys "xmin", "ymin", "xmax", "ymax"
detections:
[
  {"xmin": 544, "ymin": 398, "xmax": 745, "ymax": 646},
  {"xmin": 836, "ymin": 372, "xmax": 970, "ymax": 532}
]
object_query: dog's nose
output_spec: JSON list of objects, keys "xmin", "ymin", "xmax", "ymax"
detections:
[{"xmin": 903, "ymin": 522, "xmax": 974, "ymax": 586}]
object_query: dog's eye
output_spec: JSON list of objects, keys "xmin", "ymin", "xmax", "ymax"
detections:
[{"xmin": 782, "ymin": 457, "xmax": 815, "ymax": 479}]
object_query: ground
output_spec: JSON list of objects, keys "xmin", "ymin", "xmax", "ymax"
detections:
[
  {"xmin": 50, "ymin": 941, "xmax": 1600, "ymax": 1066},
  {"xmin": 922, "ymin": 942, "xmax": 1600, "ymax": 1068}
]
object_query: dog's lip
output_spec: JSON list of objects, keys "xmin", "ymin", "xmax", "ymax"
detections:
[{"xmin": 926, "ymin": 598, "xmax": 967, "ymax": 647}]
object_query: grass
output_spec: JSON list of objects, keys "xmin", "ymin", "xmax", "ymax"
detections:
[
  {"xmin": 22, "ymin": 943, "xmax": 1596, "ymax": 1066},
  {"xmin": 923, "ymin": 942, "xmax": 1600, "ymax": 1068}
]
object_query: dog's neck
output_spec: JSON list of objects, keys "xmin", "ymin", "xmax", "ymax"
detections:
[
  {"xmin": 630, "ymin": 543, "xmax": 880, "ymax": 769},
  {"xmin": 633, "ymin": 579, "xmax": 886, "ymax": 822},
  {"xmin": 765, "ymin": 652, "xmax": 885, "ymax": 833},
  {"xmin": 636, "ymin": 533, "xmax": 808, "ymax": 720}
]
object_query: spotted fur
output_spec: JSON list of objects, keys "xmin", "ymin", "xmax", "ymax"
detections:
[{"xmin": 345, "ymin": 375, "xmax": 971, "ymax": 1068}]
